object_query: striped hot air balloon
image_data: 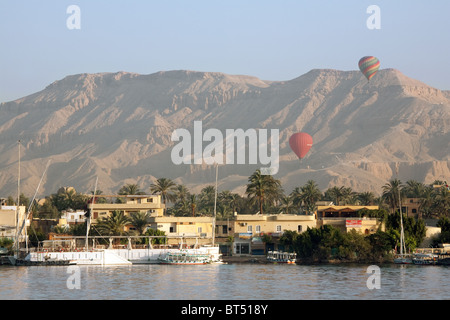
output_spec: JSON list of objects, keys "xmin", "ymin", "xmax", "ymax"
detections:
[{"xmin": 358, "ymin": 56, "xmax": 380, "ymax": 81}]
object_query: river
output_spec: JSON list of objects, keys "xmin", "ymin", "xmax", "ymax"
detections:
[{"xmin": 1, "ymin": 263, "xmax": 449, "ymax": 301}]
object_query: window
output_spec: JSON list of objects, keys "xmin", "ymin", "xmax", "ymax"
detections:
[
  {"xmin": 198, "ymin": 227, "xmax": 203, "ymax": 233},
  {"xmin": 276, "ymin": 225, "xmax": 282, "ymax": 232},
  {"xmin": 255, "ymin": 225, "xmax": 261, "ymax": 233},
  {"xmin": 298, "ymin": 225, "xmax": 302, "ymax": 232},
  {"xmin": 170, "ymin": 227, "xmax": 175, "ymax": 233},
  {"xmin": 222, "ymin": 225, "xmax": 228, "ymax": 234},
  {"xmin": 247, "ymin": 225, "xmax": 252, "ymax": 233}
]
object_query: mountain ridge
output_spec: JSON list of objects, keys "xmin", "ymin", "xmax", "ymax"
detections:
[{"xmin": 0, "ymin": 68, "xmax": 449, "ymax": 198}]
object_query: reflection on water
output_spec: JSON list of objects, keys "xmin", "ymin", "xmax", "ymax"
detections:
[{"xmin": 0, "ymin": 264, "xmax": 449, "ymax": 300}]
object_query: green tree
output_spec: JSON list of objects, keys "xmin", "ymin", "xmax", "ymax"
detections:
[
  {"xmin": 245, "ymin": 170, "xmax": 283, "ymax": 215},
  {"xmin": 37, "ymin": 198, "xmax": 60, "ymax": 219},
  {"xmin": 386, "ymin": 211, "xmax": 426, "ymax": 251},
  {"xmin": 96, "ymin": 211, "xmax": 130, "ymax": 237},
  {"xmin": 279, "ymin": 195, "xmax": 296, "ymax": 214},
  {"xmin": 357, "ymin": 192, "xmax": 376, "ymax": 206},
  {"xmin": 150, "ymin": 178, "xmax": 177, "ymax": 213},
  {"xmin": 279, "ymin": 230, "xmax": 299, "ymax": 252},
  {"xmin": 291, "ymin": 180, "xmax": 322, "ymax": 214},
  {"xmin": 382, "ymin": 179, "xmax": 404, "ymax": 214},
  {"xmin": 129, "ymin": 211, "xmax": 151, "ymax": 235},
  {"xmin": 198, "ymin": 186, "xmax": 216, "ymax": 216},
  {"xmin": 190, "ymin": 194, "xmax": 198, "ymax": 217},
  {"xmin": 144, "ymin": 228, "xmax": 166, "ymax": 245},
  {"xmin": 324, "ymin": 186, "xmax": 344, "ymax": 205}
]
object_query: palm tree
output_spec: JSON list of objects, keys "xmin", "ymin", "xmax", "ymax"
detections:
[
  {"xmin": 291, "ymin": 180, "xmax": 322, "ymax": 214},
  {"xmin": 198, "ymin": 186, "xmax": 217, "ymax": 216},
  {"xmin": 325, "ymin": 186, "xmax": 344, "ymax": 205},
  {"xmin": 358, "ymin": 191, "xmax": 376, "ymax": 206},
  {"xmin": 90, "ymin": 189, "xmax": 107, "ymax": 204},
  {"xmin": 433, "ymin": 187, "xmax": 450, "ymax": 217},
  {"xmin": 340, "ymin": 187, "xmax": 358, "ymax": 205},
  {"xmin": 279, "ymin": 195, "xmax": 295, "ymax": 214},
  {"xmin": 403, "ymin": 180, "xmax": 426, "ymax": 198},
  {"xmin": 419, "ymin": 186, "xmax": 434, "ymax": 219},
  {"xmin": 150, "ymin": 178, "xmax": 177, "ymax": 213},
  {"xmin": 116, "ymin": 184, "xmax": 144, "ymax": 203},
  {"xmin": 190, "ymin": 194, "xmax": 197, "ymax": 217},
  {"xmin": 382, "ymin": 179, "xmax": 403, "ymax": 214},
  {"xmin": 119, "ymin": 183, "xmax": 144, "ymax": 195},
  {"xmin": 245, "ymin": 169, "xmax": 283, "ymax": 215},
  {"xmin": 129, "ymin": 211, "xmax": 151, "ymax": 235},
  {"xmin": 96, "ymin": 210, "xmax": 130, "ymax": 237},
  {"xmin": 174, "ymin": 184, "xmax": 189, "ymax": 203}
]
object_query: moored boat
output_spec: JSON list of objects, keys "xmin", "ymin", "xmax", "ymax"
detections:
[
  {"xmin": 266, "ymin": 251, "xmax": 297, "ymax": 264},
  {"xmin": 393, "ymin": 254, "xmax": 413, "ymax": 264},
  {"xmin": 158, "ymin": 250, "xmax": 214, "ymax": 265},
  {"xmin": 412, "ymin": 253, "xmax": 438, "ymax": 265}
]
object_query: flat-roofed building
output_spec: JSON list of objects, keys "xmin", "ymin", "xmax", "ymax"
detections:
[
  {"xmin": 217, "ymin": 213, "xmax": 316, "ymax": 256},
  {"xmin": 0, "ymin": 205, "xmax": 27, "ymax": 240},
  {"xmin": 317, "ymin": 205, "xmax": 384, "ymax": 235},
  {"xmin": 87, "ymin": 194, "xmax": 165, "ymax": 223}
]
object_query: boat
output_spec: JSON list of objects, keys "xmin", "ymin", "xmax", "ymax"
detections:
[
  {"xmin": 158, "ymin": 250, "xmax": 214, "ymax": 265},
  {"xmin": 412, "ymin": 253, "xmax": 438, "ymax": 265},
  {"xmin": 393, "ymin": 176, "xmax": 413, "ymax": 265},
  {"xmin": 393, "ymin": 255, "xmax": 413, "ymax": 264},
  {"xmin": 266, "ymin": 250, "xmax": 297, "ymax": 264}
]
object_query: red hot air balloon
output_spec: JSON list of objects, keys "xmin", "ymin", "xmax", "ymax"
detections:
[{"xmin": 289, "ymin": 133, "xmax": 313, "ymax": 160}]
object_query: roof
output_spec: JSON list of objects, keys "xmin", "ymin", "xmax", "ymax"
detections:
[{"xmin": 317, "ymin": 206, "xmax": 379, "ymax": 212}]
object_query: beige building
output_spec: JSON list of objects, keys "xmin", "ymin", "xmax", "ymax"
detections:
[
  {"xmin": 216, "ymin": 214, "xmax": 317, "ymax": 255},
  {"xmin": 147, "ymin": 216, "xmax": 214, "ymax": 246},
  {"xmin": 317, "ymin": 205, "xmax": 384, "ymax": 234},
  {"xmin": 87, "ymin": 195, "xmax": 213, "ymax": 245},
  {"xmin": 87, "ymin": 195, "xmax": 165, "ymax": 223},
  {"xmin": 0, "ymin": 205, "xmax": 27, "ymax": 240}
]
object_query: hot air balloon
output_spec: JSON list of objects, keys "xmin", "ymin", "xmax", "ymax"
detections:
[
  {"xmin": 358, "ymin": 56, "xmax": 380, "ymax": 81},
  {"xmin": 289, "ymin": 133, "xmax": 313, "ymax": 160}
]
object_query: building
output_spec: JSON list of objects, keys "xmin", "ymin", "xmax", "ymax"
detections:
[
  {"xmin": 402, "ymin": 198, "xmax": 421, "ymax": 218},
  {"xmin": 0, "ymin": 205, "xmax": 27, "ymax": 240},
  {"xmin": 87, "ymin": 195, "xmax": 213, "ymax": 245},
  {"xmin": 87, "ymin": 194, "xmax": 165, "ymax": 223},
  {"xmin": 60, "ymin": 209, "xmax": 87, "ymax": 225},
  {"xmin": 216, "ymin": 213, "xmax": 317, "ymax": 256},
  {"xmin": 317, "ymin": 205, "xmax": 384, "ymax": 235},
  {"xmin": 147, "ymin": 216, "xmax": 214, "ymax": 246}
]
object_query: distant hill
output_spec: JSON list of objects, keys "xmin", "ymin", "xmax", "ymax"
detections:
[{"xmin": 0, "ymin": 68, "xmax": 449, "ymax": 198}]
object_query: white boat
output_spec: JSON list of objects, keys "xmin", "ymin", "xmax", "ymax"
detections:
[
  {"xmin": 267, "ymin": 251, "xmax": 297, "ymax": 264},
  {"xmin": 412, "ymin": 253, "xmax": 438, "ymax": 265},
  {"xmin": 158, "ymin": 250, "xmax": 214, "ymax": 265},
  {"xmin": 22, "ymin": 242, "xmax": 223, "ymax": 266}
]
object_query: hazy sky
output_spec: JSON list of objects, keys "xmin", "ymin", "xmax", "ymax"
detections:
[{"xmin": 1, "ymin": 0, "xmax": 450, "ymax": 102}]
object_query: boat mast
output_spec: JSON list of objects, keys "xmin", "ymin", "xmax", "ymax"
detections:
[
  {"xmin": 14, "ymin": 140, "xmax": 21, "ymax": 256},
  {"xmin": 86, "ymin": 176, "xmax": 98, "ymax": 251},
  {"xmin": 396, "ymin": 163, "xmax": 405, "ymax": 256},
  {"xmin": 212, "ymin": 164, "xmax": 218, "ymax": 247}
]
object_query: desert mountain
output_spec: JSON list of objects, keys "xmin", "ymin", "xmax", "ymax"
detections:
[{"xmin": 0, "ymin": 69, "xmax": 449, "ymax": 198}]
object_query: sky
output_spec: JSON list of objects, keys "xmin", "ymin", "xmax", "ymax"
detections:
[{"xmin": 1, "ymin": 0, "xmax": 450, "ymax": 102}]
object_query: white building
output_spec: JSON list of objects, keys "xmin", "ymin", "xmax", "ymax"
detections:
[{"xmin": 60, "ymin": 210, "xmax": 86, "ymax": 225}]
